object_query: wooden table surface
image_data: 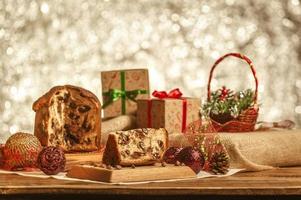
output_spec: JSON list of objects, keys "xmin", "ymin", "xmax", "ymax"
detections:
[{"xmin": 1, "ymin": 167, "xmax": 301, "ymax": 199}]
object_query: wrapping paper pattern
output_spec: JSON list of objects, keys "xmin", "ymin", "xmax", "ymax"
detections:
[
  {"xmin": 101, "ymin": 69, "xmax": 150, "ymax": 118},
  {"xmin": 137, "ymin": 98, "xmax": 201, "ymax": 133}
]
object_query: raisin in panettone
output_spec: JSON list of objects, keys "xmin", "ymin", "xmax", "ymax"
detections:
[
  {"xmin": 33, "ymin": 85, "xmax": 101, "ymax": 152},
  {"xmin": 102, "ymin": 128, "xmax": 168, "ymax": 166}
]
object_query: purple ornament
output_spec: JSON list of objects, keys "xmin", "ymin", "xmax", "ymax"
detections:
[
  {"xmin": 163, "ymin": 147, "xmax": 182, "ymax": 164},
  {"xmin": 175, "ymin": 146, "xmax": 205, "ymax": 174}
]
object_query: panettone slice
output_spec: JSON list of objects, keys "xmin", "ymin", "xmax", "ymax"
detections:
[{"xmin": 102, "ymin": 128, "xmax": 168, "ymax": 166}]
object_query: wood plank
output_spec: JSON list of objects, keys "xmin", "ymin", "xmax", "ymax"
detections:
[
  {"xmin": 66, "ymin": 164, "xmax": 196, "ymax": 183},
  {"xmin": 65, "ymin": 152, "xmax": 103, "ymax": 170},
  {"xmin": 1, "ymin": 167, "xmax": 301, "ymax": 195}
]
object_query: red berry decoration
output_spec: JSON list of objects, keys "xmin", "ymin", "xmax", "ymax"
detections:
[
  {"xmin": 163, "ymin": 147, "xmax": 182, "ymax": 164},
  {"xmin": 3, "ymin": 132, "xmax": 42, "ymax": 170},
  {"xmin": 37, "ymin": 146, "xmax": 66, "ymax": 175},
  {"xmin": 219, "ymin": 86, "xmax": 231, "ymax": 101},
  {"xmin": 175, "ymin": 146, "xmax": 205, "ymax": 174}
]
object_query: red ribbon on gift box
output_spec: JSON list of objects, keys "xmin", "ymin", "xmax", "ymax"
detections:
[
  {"xmin": 152, "ymin": 88, "xmax": 183, "ymax": 99},
  {"xmin": 147, "ymin": 88, "xmax": 187, "ymax": 133}
]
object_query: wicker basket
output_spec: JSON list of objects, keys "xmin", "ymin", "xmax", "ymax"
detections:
[{"xmin": 207, "ymin": 53, "xmax": 259, "ymax": 132}]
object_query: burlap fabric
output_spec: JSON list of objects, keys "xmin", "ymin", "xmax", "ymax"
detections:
[
  {"xmin": 169, "ymin": 130, "xmax": 301, "ymax": 171},
  {"xmin": 218, "ymin": 130, "xmax": 301, "ymax": 171}
]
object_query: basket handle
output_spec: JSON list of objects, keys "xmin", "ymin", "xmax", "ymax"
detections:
[{"xmin": 207, "ymin": 53, "xmax": 258, "ymax": 103}]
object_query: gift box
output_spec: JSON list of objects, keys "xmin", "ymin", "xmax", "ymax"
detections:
[
  {"xmin": 101, "ymin": 69, "xmax": 150, "ymax": 118},
  {"xmin": 137, "ymin": 89, "xmax": 201, "ymax": 133}
]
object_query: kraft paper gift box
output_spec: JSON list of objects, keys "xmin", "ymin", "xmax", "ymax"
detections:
[
  {"xmin": 136, "ymin": 89, "xmax": 201, "ymax": 134},
  {"xmin": 101, "ymin": 69, "xmax": 150, "ymax": 118}
]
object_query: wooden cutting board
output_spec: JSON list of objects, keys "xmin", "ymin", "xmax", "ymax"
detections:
[
  {"xmin": 65, "ymin": 151, "xmax": 103, "ymax": 170},
  {"xmin": 65, "ymin": 152, "xmax": 103, "ymax": 163},
  {"xmin": 67, "ymin": 164, "xmax": 196, "ymax": 183}
]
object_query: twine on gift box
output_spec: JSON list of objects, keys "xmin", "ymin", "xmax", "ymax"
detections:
[
  {"xmin": 148, "ymin": 88, "xmax": 188, "ymax": 133},
  {"xmin": 102, "ymin": 71, "xmax": 148, "ymax": 114}
]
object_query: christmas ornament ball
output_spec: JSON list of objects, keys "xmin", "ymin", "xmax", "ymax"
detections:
[
  {"xmin": 3, "ymin": 132, "xmax": 42, "ymax": 170},
  {"xmin": 175, "ymin": 146, "xmax": 205, "ymax": 174},
  {"xmin": 37, "ymin": 146, "xmax": 66, "ymax": 175},
  {"xmin": 163, "ymin": 147, "xmax": 182, "ymax": 164}
]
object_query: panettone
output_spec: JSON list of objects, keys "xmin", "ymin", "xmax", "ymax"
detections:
[{"xmin": 33, "ymin": 85, "xmax": 101, "ymax": 152}]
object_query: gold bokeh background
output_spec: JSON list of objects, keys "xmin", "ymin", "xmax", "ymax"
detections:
[{"xmin": 1, "ymin": 0, "xmax": 301, "ymax": 142}]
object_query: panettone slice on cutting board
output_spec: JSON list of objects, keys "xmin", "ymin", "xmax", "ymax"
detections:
[{"xmin": 102, "ymin": 128, "xmax": 168, "ymax": 166}]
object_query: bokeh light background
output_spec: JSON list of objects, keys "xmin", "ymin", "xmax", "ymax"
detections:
[{"xmin": 1, "ymin": 0, "xmax": 301, "ymax": 142}]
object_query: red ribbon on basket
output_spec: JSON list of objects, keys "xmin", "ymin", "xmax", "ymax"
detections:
[{"xmin": 148, "ymin": 88, "xmax": 187, "ymax": 133}]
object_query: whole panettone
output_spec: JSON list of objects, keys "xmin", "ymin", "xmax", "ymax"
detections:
[
  {"xmin": 33, "ymin": 85, "xmax": 101, "ymax": 152},
  {"xmin": 3, "ymin": 132, "xmax": 42, "ymax": 170}
]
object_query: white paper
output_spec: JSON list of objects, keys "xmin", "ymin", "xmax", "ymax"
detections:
[{"xmin": 0, "ymin": 168, "xmax": 243, "ymax": 185}]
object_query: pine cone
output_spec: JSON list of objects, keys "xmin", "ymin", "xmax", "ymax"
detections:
[{"xmin": 205, "ymin": 151, "xmax": 230, "ymax": 175}]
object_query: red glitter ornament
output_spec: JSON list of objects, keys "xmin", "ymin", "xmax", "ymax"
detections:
[
  {"xmin": 175, "ymin": 146, "xmax": 205, "ymax": 174},
  {"xmin": 163, "ymin": 147, "xmax": 182, "ymax": 164},
  {"xmin": 3, "ymin": 132, "xmax": 42, "ymax": 170},
  {"xmin": 37, "ymin": 146, "xmax": 66, "ymax": 175}
]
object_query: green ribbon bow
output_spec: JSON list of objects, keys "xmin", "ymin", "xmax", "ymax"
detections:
[{"xmin": 102, "ymin": 71, "xmax": 148, "ymax": 114}]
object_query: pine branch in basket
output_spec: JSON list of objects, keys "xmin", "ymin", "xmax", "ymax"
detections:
[{"xmin": 203, "ymin": 87, "xmax": 256, "ymax": 124}]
